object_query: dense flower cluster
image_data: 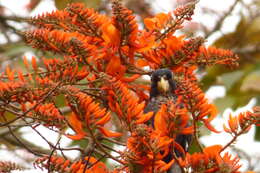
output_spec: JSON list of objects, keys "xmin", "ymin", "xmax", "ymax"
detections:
[{"xmin": 0, "ymin": 0, "xmax": 257, "ymax": 172}]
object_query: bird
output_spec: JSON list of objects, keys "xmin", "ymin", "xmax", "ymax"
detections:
[{"xmin": 144, "ymin": 68, "xmax": 192, "ymax": 173}]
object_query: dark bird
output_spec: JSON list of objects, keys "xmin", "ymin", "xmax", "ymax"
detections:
[{"xmin": 144, "ymin": 69, "xmax": 192, "ymax": 173}]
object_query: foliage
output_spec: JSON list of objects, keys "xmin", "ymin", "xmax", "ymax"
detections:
[{"xmin": 0, "ymin": 0, "xmax": 260, "ymax": 172}]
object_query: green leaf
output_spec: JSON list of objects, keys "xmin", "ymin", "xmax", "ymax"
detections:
[{"xmin": 188, "ymin": 139, "xmax": 204, "ymax": 154}]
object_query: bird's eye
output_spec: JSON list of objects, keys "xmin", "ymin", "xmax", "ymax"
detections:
[{"xmin": 166, "ymin": 73, "xmax": 172, "ymax": 79}]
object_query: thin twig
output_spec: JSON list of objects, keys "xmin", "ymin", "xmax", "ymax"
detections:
[
  {"xmin": 86, "ymin": 123, "xmax": 125, "ymax": 165},
  {"xmin": 5, "ymin": 124, "xmax": 43, "ymax": 157},
  {"xmin": 102, "ymin": 137, "xmax": 126, "ymax": 146},
  {"xmin": 219, "ymin": 124, "xmax": 251, "ymax": 153},
  {"xmin": 47, "ymin": 137, "xmax": 61, "ymax": 173}
]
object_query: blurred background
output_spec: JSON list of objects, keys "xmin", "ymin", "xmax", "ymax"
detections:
[{"xmin": 0, "ymin": 0, "xmax": 260, "ymax": 172}]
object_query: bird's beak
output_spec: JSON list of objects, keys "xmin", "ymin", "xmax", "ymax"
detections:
[{"xmin": 157, "ymin": 77, "xmax": 170, "ymax": 93}]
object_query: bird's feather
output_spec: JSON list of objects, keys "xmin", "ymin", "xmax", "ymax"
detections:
[{"xmin": 144, "ymin": 69, "xmax": 192, "ymax": 173}]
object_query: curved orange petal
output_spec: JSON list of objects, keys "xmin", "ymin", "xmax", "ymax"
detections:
[
  {"xmin": 95, "ymin": 112, "xmax": 111, "ymax": 126},
  {"xmin": 136, "ymin": 112, "xmax": 154, "ymax": 124},
  {"xmin": 98, "ymin": 127, "xmax": 122, "ymax": 138},
  {"xmin": 120, "ymin": 74, "xmax": 140, "ymax": 82},
  {"xmin": 31, "ymin": 56, "xmax": 38, "ymax": 71},
  {"xmin": 228, "ymin": 114, "xmax": 238, "ymax": 133},
  {"xmin": 154, "ymin": 105, "xmax": 167, "ymax": 134},
  {"xmin": 65, "ymin": 133, "xmax": 85, "ymax": 140},
  {"xmin": 160, "ymin": 159, "xmax": 175, "ymax": 172},
  {"xmin": 181, "ymin": 126, "xmax": 194, "ymax": 134},
  {"xmin": 203, "ymin": 119, "xmax": 221, "ymax": 133},
  {"xmin": 144, "ymin": 18, "xmax": 156, "ymax": 30},
  {"xmin": 101, "ymin": 22, "xmax": 120, "ymax": 46},
  {"xmin": 223, "ymin": 124, "xmax": 232, "ymax": 133}
]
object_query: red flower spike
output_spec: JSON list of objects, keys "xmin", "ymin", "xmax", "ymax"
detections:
[
  {"xmin": 228, "ymin": 114, "xmax": 239, "ymax": 134},
  {"xmin": 112, "ymin": 0, "xmax": 138, "ymax": 47},
  {"xmin": 35, "ymin": 156, "xmax": 109, "ymax": 173}
]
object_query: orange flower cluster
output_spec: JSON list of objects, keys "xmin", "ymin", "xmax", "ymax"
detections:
[
  {"xmin": 42, "ymin": 57, "xmax": 89, "ymax": 82},
  {"xmin": 35, "ymin": 156, "xmax": 109, "ymax": 173},
  {"xmin": 224, "ymin": 106, "xmax": 260, "ymax": 135},
  {"xmin": 111, "ymin": 0, "xmax": 138, "ymax": 49},
  {"xmin": 180, "ymin": 145, "xmax": 241, "ymax": 173},
  {"xmin": 177, "ymin": 80, "xmax": 218, "ymax": 133},
  {"xmin": 106, "ymin": 78, "xmax": 153, "ymax": 130},
  {"xmin": 198, "ymin": 46, "xmax": 239, "ymax": 67},
  {"xmin": 144, "ymin": 1, "xmax": 195, "ymax": 41},
  {"xmin": 66, "ymin": 91, "xmax": 121, "ymax": 140},
  {"xmin": 32, "ymin": 103, "xmax": 65, "ymax": 128},
  {"xmin": 0, "ymin": 161, "xmax": 25, "ymax": 172},
  {"xmin": 30, "ymin": 3, "xmax": 108, "ymax": 38},
  {"xmin": 0, "ymin": 80, "xmax": 26, "ymax": 101},
  {"xmin": 154, "ymin": 101, "xmax": 192, "ymax": 138},
  {"xmin": 24, "ymin": 29, "xmax": 96, "ymax": 59},
  {"xmin": 126, "ymin": 124, "xmax": 175, "ymax": 172}
]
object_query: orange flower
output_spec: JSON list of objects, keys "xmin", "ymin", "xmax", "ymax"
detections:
[
  {"xmin": 66, "ymin": 92, "xmax": 121, "ymax": 139},
  {"xmin": 77, "ymin": 157, "xmax": 109, "ymax": 173},
  {"xmin": 106, "ymin": 78, "xmax": 153, "ymax": 128},
  {"xmin": 101, "ymin": 22, "xmax": 120, "ymax": 48},
  {"xmin": 105, "ymin": 55, "xmax": 126, "ymax": 77},
  {"xmin": 126, "ymin": 124, "xmax": 174, "ymax": 172},
  {"xmin": 177, "ymin": 80, "xmax": 220, "ymax": 133},
  {"xmin": 144, "ymin": 13, "xmax": 172, "ymax": 31},
  {"xmin": 66, "ymin": 112, "xmax": 86, "ymax": 140},
  {"xmin": 185, "ymin": 145, "xmax": 241, "ymax": 173},
  {"xmin": 154, "ymin": 101, "xmax": 192, "ymax": 138}
]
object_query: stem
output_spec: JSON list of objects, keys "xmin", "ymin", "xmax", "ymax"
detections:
[
  {"xmin": 102, "ymin": 137, "xmax": 126, "ymax": 146},
  {"xmin": 192, "ymin": 117, "xmax": 203, "ymax": 152},
  {"xmin": 6, "ymin": 124, "xmax": 43, "ymax": 157},
  {"xmin": 219, "ymin": 124, "xmax": 251, "ymax": 153},
  {"xmin": 47, "ymin": 137, "xmax": 61, "ymax": 173},
  {"xmin": 171, "ymin": 149, "xmax": 186, "ymax": 173},
  {"xmin": 86, "ymin": 124, "xmax": 125, "ymax": 165},
  {"xmin": 23, "ymin": 82, "xmax": 62, "ymax": 116}
]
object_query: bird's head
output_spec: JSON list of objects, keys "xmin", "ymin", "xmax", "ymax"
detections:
[{"xmin": 150, "ymin": 69, "xmax": 176, "ymax": 98}]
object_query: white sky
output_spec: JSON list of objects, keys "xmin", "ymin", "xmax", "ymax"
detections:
[{"xmin": 0, "ymin": 0, "xmax": 259, "ymax": 172}]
